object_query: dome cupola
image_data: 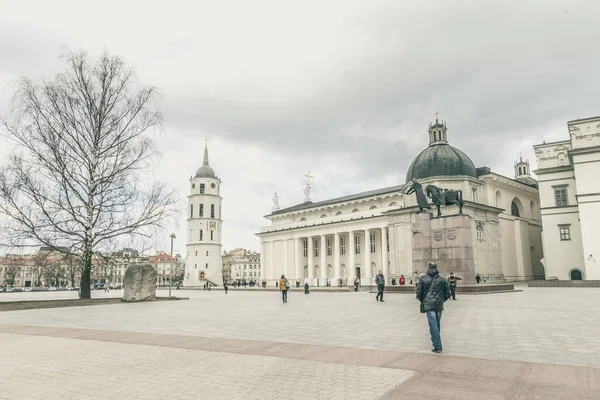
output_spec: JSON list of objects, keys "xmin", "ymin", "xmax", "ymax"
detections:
[{"xmin": 405, "ymin": 117, "xmax": 477, "ymax": 183}]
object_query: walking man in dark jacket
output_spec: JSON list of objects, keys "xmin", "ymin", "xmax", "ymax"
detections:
[
  {"xmin": 375, "ymin": 270, "xmax": 385, "ymax": 302},
  {"xmin": 416, "ymin": 263, "xmax": 451, "ymax": 353},
  {"xmin": 447, "ymin": 272, "xmax": 463, "ymax": 300}
]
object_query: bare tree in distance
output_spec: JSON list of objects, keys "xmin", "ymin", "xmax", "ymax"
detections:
[
  {"xmin": 2, "ymin": 264, "xmax": 21, "ymax": 286},
  {"xmin": 0, "ymin": 50, "xmax": 179, "ymax": 299}
]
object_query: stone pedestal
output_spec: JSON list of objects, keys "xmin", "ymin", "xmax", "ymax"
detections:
[
  {"xmin": 412, "ymin": 213, "xmax": 475, "ymax": 284},
  {"xmin": 123, "ymin": 264, "xmax": 157, "ymax": 302}
]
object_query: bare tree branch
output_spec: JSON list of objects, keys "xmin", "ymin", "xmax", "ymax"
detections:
[{"xmin": 0, "ymin": 50, "xmax": 179, "ymax": 299}]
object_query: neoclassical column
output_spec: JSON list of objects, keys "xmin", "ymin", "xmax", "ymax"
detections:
[
  {"xmin": 268, "ymin": 241, "xmax": 275, "ymax": 280},
  {"xmin": 381, "ymin": 227, "xmax": 389, "ymax": 283},
  {"xmin": 260, "ymin": 240, "xmax": 266, "ymax": 281},
  {"xmin": 283, "ymin": 239, "xmax": 288, "ymax": 279},
  {"xmin": 307, "ymin": 236, "xmax": 314, "ymax": 281},
  {"xmin": 294, "ymin": 238, "xmax": 300, "ymax": 281},
  {"xmin": 333, "ymin": 232, "xmax": 341, "ymax": 285},
  {"xmin": 364, "ymin": 229, "xmax": 371, "ymax": 284},
  {"xmin": 320, "ymin": 235, "xmax": 327, "ymax": 285},
  {"xmin": 348, "ymin": 231, "xmax": 355, "ymax": 285}
]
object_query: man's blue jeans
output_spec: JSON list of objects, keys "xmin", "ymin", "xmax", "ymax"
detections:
[{"xmin": 426, "ymin": 310, "xmax": 443, "ymax": 350}]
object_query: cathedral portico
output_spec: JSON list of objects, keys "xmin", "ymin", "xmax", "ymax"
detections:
[{"xmin": 258, "ymin": 117, "xmax": 545, "ymax": 287}]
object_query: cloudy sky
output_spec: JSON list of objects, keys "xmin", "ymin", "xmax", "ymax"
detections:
[{"xmin": 1, "ymin": 0, "xmax": 599, "ymax": 254}]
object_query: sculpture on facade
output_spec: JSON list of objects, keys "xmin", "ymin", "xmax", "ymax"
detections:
[
  {"xmin": 406, "ymin": 180, "xmax": 431, "ymax": 213},
  {"xmin": 303, "ymin": 185, "xmax": 311, "ymax": 203},
  {"xmin": 272, "ymin": 192, "xmax": 280, "ymax": 211},
  {"xmin": 426, "ymin": 185, "xmax": 464, "ymax": 217}
]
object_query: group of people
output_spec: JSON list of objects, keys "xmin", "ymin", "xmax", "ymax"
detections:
[{"xmin": 271, "ymin": 265, "xmax": 477, "ymax": 354}]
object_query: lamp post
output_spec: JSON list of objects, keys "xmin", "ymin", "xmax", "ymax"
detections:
[{"xmin": 169, "ymin": 233, "xmax": 176, "ymax": 299}]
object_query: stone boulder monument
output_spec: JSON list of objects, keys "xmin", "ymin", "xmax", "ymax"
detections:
[{"xmin": 122, "ymin": 264, "xmax": 157, "ymax": 302}]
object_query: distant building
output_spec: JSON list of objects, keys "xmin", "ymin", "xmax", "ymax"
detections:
[
  {"xmin": 534, "ymin": 116, "xmax": 600, "ymax": 280},
  {"xmin": 223, "ymin": 249, "xmax": 261, "ymax": 282}
]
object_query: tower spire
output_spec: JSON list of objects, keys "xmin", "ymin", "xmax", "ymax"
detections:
[{"xmin": 203, "ymin": 137, "xmax": 210, "ymax": 166}]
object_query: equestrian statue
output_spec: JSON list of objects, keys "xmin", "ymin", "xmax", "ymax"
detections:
[
  {"xmin": 406, "ymin": 180, "xmax": 431, "ymax": 214},
  {"xmin": 406, "ymin": 179, "xmax": 464, "ymax": 217},
  {"xmin": 426, "ymin": 185, "xmax": 464, "ymax": 217}
]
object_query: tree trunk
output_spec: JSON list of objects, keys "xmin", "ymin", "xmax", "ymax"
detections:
[{"xmin": 79, "ymin": 248, "xmax": 92, "ymax": 299}]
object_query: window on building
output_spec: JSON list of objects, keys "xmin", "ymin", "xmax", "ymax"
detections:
[
  {"xmin": 195, "ymin": 251, "xmax": 198, "ymax": 256},
  {"xmin": 355, "ymin": 236, "xmax": 361, "ymax": 255},
  {"xmin": 327, "ymin": 238, "xmax": 332, "ymax": 256},
  {"xmin": 559, "ymin": 226, "xmax": 571, "ymax": 241},
  {"xmin": 200, "ymin": 230, "xmax": 203, "ymax": 241},
  {"xmin": 511, "ymin": 201, "xmax": 520, "ymax": 217},
  {"xmin": 303, "ymin": 240, "xmax": 308, "ymax": 257},
  {"xmin": 199, "ymin": 204, "xmax": 204, "ymax": 217},
  {"xmin": 476, "ymin": 223, "xmax": 484, "ymax": 239},
  {"xmin": 340, "ymin": 237, "xmax": 346, "ymax": 255},
  {"xmin": 314, "ymin": 240, "xmax": 319, "ymax": 257},
  {"xmin": 205, "ymin": 263, "xmax": 208, "ymax": 269},
  {"xmin": 190, "ymin": 204, "xmax": 193, "ymax": 218},
  {"xmin": 370, "ymin": 234, "xmax": 376, "ymax": 253},
  {"xmin": 200, "ymin": 184, "xmax": 205, "ymax": 193},
  {"xmin": 211, "ymin": 230, "xmax": 214, "ymax": 240},
  {"xmin": 472, "ymin": 188, "xmax": 477, "ymax": 202},
  {"xmin": 211, "ymin": 204, "xmax": 215, "ymax": 218},
  {"xmin": 206, "ymin": 251, "xmax": 209, "ymax": 256},
  {"xmin": 555, "ymin": 188, "xmax": 568, "ymax": 208},
  {"xmin": 386, "ymin": 232, "xmax": 389, "ymax": 252}
]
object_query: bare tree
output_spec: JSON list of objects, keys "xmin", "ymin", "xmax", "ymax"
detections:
[
  {"xmin": 63, "ymin": 253, "xmax": 81, "ymax": 288},
  {"xmin": 45, "ymin": 262, "xmax": 65, "ymax": 287},
  {"xmin": 32, "ymin": 252, "xmax": 53, "ymax": 287},
  {"xmin": 3, "ymin": 264, "xmax": 21, "ymax": 286},
  {"xmin": 0, "ymin": 50, "xmax": 178, "ymax": 299}
]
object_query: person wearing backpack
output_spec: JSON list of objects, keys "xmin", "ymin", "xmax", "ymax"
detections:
[
  {"xmin": 416, "ymin": 263, "xmax": 451, "ymax": 353},
  {"xmin": 279, "ymin": 274, "xmax": 290, "ymax": 303}
]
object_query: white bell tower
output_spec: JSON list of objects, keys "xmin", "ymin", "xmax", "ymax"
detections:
[{"xmin": 183, "ymin": 141, "xmax": 224, "ymax": 287}]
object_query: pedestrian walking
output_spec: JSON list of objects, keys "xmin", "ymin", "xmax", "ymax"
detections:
[
  {"xmin": 413, "ymin": 271, "xmax": 419, "ymax": 285},
  {"xmin": 279, "ymin": 274, "xmax": 289, "ymax": 303},
  {"xmin": 447, "ymin": 272, "xmax": 463, "ymax": 300},
  {"xmin": 416, "ymin": 263, "xmax": 451, "ymax": 353},
  {"xmin": 304, "ymin": 281, "xmax": 310, "ymax": 294},
  {"xmin": 276, "ymin": 281, "xmax": 278, "ymax": 288},
  {"xmin": 375, "ymin": 270, "xmax": 385, "ymax": 302},
  {"xmin": 475, "ymin": 273, "xmax": 481, "ymax": 284},
  {"xmin": 399, "ymin": 275, "xmax": 406, "ymax": 285},
  {"xmin": 224, "ymin": 282, "xmax": 228, "ymax": 294},
  {"xmin": 353, "ymin": 277, "xmax": 359, "ymax": 292}
]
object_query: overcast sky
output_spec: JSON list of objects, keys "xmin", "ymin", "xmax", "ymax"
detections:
[{"xmin": 1, "ymin": 0, "xmax": 599, "ymax": 254}]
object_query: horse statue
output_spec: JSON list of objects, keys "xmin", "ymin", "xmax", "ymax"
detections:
[
  {"xmin": 406, "ymin": 180, "xmax": 431, "ymax": 214},
  {"xmin": 425, "ymin": 185, "xmax": 464, "ymax": 217}
]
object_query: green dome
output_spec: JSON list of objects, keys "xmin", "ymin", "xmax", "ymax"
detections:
[{"xmin": 406, "ymin": 143, "xmax": 477, "ymax": 183}]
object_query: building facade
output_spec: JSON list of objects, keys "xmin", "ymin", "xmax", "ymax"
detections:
[
  {"xmin": 183, "ymin": 144, "xmax": 224, "ymax": 287},
  {"xmin": 534, "ymin": 116, "xmax": 600, "ymax": 280},
  {"xmin": 258, "ymin": 119, "xmax": 544, "ymax": 286},
  {"xmin": 228, "ymin": 249, "xmax": 261, "ymax": 282}
]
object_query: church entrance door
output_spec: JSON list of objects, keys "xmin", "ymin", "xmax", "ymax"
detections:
[{"xmin": 355, "ymin": 267, "xmax": 360, "ymax": 280}]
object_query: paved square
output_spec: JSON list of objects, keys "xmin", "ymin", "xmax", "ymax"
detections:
[{"xmin": 1, "ymin": 287, "xmax": 599, "ymax": 399}]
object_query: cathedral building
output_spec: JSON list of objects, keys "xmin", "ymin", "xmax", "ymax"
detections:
[
  {"xmin": 534, "ymin": 115, "xmax": 600, "ymax": 281},
  {"xmin": 183, "ymin": 143, "xmax": 224, "ymax": 287},
  {"xmin": 258, "ymin": 119, "xmax": 544, "ymax": 286}
]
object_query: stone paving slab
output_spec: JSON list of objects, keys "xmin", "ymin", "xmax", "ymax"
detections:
[
  {"xmin": 1, "ymin": 324, "xmax": 599, "ymax": 399},
  {"xmin": 3, "ymin": 287, "xmax": 600, "ymax": 368},
  {"xmin": 0, "ymin": 333, "xmax": 414, "ymax": 400}
]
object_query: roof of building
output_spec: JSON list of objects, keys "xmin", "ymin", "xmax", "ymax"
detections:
[
  {"xmin": 267, "ymin": 184, "xmax": 405, "ymax": 216},
  {"xmin": 195, "ymin": 144, "xmax": 216, "ymax": 178},
  {"xmin": 515, "ymin": 176, "xmax": 539, "ymax": 188},
  {"xmin": 406, "ymin": 143, "xmax": 478, "ymax": 183}
]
